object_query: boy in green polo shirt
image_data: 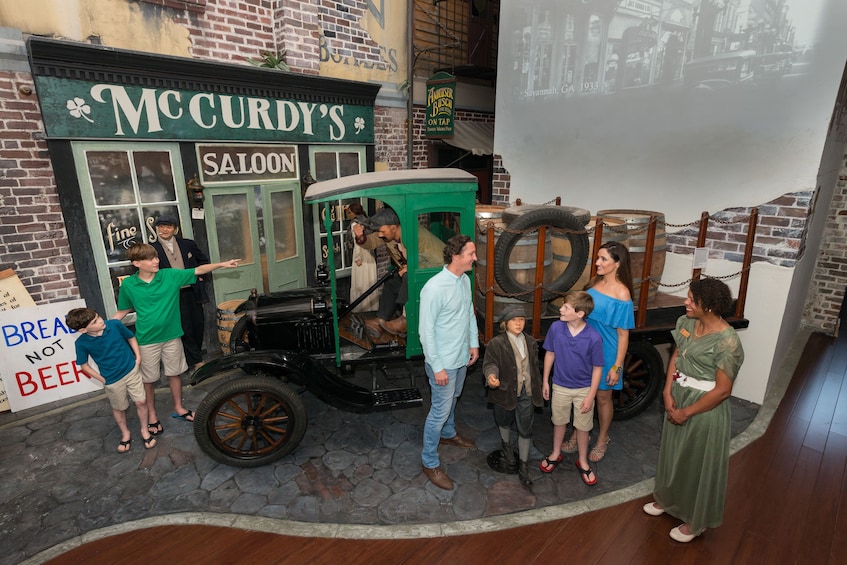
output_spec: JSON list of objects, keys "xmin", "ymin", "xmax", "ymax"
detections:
[{"xmin": 114, "ymin": 243, "xmax": 239, "ymax": 437}]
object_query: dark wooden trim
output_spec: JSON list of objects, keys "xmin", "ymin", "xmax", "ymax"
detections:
[{"xmin": 47, "ymin": 139, "xmax": 106, "ymax": 314}]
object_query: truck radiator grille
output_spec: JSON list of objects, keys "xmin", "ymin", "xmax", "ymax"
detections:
[{"xmin": 296, "ymin": 321, "xmax": 334, "ymax": 352}]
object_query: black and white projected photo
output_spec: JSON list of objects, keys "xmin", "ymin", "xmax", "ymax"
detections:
[{"xmin": 496, "ymin": 0, "xmax": 847, "ymax": 216}]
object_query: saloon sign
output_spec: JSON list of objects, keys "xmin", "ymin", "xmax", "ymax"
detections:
[{"xmin": 33, "ymin": 76, "xmax": 375, "ymax": 144}]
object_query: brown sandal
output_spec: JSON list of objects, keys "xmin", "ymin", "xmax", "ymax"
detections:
[
  {"xmin": 589, "ymin": 438, "xmax": 611, "ymax": 462},
  {"xmin": 561, "ymin": 435, "xmax": 578, "ymax": 453}
]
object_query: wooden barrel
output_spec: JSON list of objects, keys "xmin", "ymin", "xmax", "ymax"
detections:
[
  {"xmin": 596, "ymin": 209, "xmax": 666, "ymax": 304},
  {"xmin": 476, "ymin": 221, "xmax": 553, "ymax": 296},
  {"xmin": 551, "ymin": 216, "xmax": 629, "ymax": 295},
  {"xmin": 475, "ymin": 204, "xmax": 506, "ymax": 223},
  {"xmin": 474, "ymin": 291, "xmax": 560, "ymax": 322},
  {"xmin": 216, "ymin": 299, "xmax": 245, "ymax": 355}
]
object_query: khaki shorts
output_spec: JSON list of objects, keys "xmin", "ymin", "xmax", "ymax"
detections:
[
  {"xmin": 104, "ymin": 365, "xmax": 145, "ymax": 411},
  {"xmin": 551, "ymin": 384, "xmax": 594, "ymax": 431},
  {"xmin": 139, "ymin": 338, "xmax": 188, "ymax": 383}
]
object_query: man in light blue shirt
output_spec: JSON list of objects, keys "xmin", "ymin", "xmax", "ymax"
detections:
[{"xmin": 419, "ymin": 234, "xmax": 480, "ymax": 490}]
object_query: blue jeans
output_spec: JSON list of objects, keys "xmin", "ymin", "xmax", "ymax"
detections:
[{"xmin": 421, "ymin": 363, "xmax": 467, "ymax": 469}]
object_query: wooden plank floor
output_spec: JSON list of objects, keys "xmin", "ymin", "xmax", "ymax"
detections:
[{"xmin": 46, "ymin": 329, "xmax": 847, "ymax": 564}]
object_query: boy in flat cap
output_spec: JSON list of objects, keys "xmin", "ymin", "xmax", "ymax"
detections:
[{"xmin": 483, "ymin": 305, "xmax": 543, "ymax": 486}]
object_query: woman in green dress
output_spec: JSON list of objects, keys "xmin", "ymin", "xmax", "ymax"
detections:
[{"xmin": 642, "ymin": 277, "xmax": 745, "ymax": 542}]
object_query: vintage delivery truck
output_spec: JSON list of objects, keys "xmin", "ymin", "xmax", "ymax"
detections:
[{"xmin": 190, "ymin": 168, "xmax": 754, "ymax": 467}]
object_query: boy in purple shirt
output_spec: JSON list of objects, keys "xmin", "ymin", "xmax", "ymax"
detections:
[{"xmin": 539, "ymin": 291, "xmax": 604, "ymax": 485}]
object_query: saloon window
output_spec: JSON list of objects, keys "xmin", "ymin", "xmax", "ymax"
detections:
[
  {"xmin": 72, "ymin": 142, "xmax": 190, "ymax": 313},
  {"xmin": 308, "ymin": 146, "xmax": 366, "ymax": 273}
]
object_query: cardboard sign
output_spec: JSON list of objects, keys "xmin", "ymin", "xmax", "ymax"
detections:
[
  {"xmin": 0, "ymin": 299, "xmax": 102, "ymax": 412},
  {"xmin": 0, "ymin": 269, "xmax": 38, "ymax": 412}
]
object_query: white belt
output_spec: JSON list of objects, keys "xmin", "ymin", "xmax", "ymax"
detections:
[{"xmin": 673, "ymin": 371, "xmax": 715, "ymax": 392}]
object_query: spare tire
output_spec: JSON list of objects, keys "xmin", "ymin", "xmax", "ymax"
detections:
[
  {"xmin": 493, "ymin": 207, "xmax": 590, "ymax": 302},
  {"xmin": 502, "ymin": 204, "xmax": 591, "ymax": 226}
]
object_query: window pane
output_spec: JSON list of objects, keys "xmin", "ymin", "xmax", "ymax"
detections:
[
  {"xmin": 418, "ymin": 212, "xmax": 461, "ymax": 268},
  {"xmin": 86, "ymin": 151, "xmax": 135, "ymax": 206},
  {"xmin": 98, "ymin": 208, "xmax": 143, "ymax": 264},
  {"xmin": 134, "ymin": 151, "xmax": 176, "ymax": 203},
  {"xmin": 213, "ymin": 194, "xmax": 254, "ymax": 264},
  {"xmin": 110, "ymin": 264, "xmax": 137, "ymax": 304},
  {"xmin": 270, "ymin": 191, "xmax": 297, "ymax": 261},
  {"xmin": 338, "ymin": 152, "xmax": 361, "ymax": 177},
  {"xmin": 314, "ymin": 152, "xmax": 338, "ymax": 181}
]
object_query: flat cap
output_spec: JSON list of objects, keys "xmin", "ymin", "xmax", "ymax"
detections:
[
  {"xmin": 366, "ymin": 207, "xmax": 400, "ymax": 229},
  {"xmin": 155, "ymin": 215, "xmax": 179, "ymax": 227},
  {"xmin": 498, "ymin": 305, "xmax": 527, "ymax": 323}
]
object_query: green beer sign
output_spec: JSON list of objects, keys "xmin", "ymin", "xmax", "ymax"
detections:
[{"xmin": 425, "ymin": 72, "xmax": 455, "ymax": 138}]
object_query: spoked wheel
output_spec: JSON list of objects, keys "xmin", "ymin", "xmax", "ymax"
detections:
[
  {"xmin": 613, "ymin": 341, "xmax": 663, "ymax": 420},
  {"xmin": 194, "ymin": 376, "xmax": 307, "ymax": 467}
]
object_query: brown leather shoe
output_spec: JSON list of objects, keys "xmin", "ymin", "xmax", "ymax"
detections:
[
  {"xmin": 422, "ymin": 465, "xmax": 454, "ymax": 490},
  {"xmin": 379, "ymin": 316, "xmax": 407, "ymax": 337},
  {"xmin": 439, "ymin": 435, "xmax": 474, "ymax": 449},
  {"xmin": 364, "ymin": 318, "xmax": 384, "ymax": 338}
]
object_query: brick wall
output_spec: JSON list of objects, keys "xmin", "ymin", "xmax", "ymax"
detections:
[
  {"xmin": 170, "ymin": 0, "xmax": 277, "ymax": 65},
  {"xmin": 492, "ymin": 155, "xmax": 510, "ymax": 204},
  {"xmin": 0, "ymin": 72, "xmax": 79, "ymax": 304},
  {"xmin": 804, "ymin": 151, "xmax": 847, "ymax": 333},
  {"xmin": 275, "ymin": 0, "xmax": 320, "ymax": 74},
  {"xmin": 666, "ymin": 191, "xmax": 813, "ymax": 268}
]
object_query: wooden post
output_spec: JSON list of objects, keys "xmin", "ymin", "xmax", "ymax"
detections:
[
  {"xmin": 692, "ymin": 211, "xmax": 709, "ymax": 281},
  {"xmin": 590, "ymin": 216, "xmax": 604, "ymax": 279},
  {"xmin": 532, "ymin": 225, "xmax": 547, "ymax": 339},
  {"xmin": 736, "ymin": 208, "xmax": 758, "ymax": 319},
  {"xmin": 484, "ymin": 220, "xmax": 497, "ymax": 343},
  {"xmin": 635, "ymin": 216, "xmax": 657, "ymax": 328}
]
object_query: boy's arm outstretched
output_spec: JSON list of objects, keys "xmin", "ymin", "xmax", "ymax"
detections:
[{"xmin": 195, "ymin": 259, "xmax": 240, "ymax": 276}]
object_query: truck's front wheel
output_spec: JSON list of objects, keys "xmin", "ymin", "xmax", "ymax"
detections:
[{"xmin": 194, "ymin": 376, "xmax": 307, "ymax": 467}]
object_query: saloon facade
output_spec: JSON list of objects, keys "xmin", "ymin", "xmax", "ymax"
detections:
[{"xmin": 0, "ymin": 1, "xmax": 499, "ymax": 354}]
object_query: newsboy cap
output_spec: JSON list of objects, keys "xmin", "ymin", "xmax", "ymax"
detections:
[
  {"xmin": 498, "ymin": 305, "xmax": 527, "ymax": 323},
  {"xmin": 366, "ymin": 207, "xmax": 400, "ymax": 229},
  {"xmin": 155, "ymin": 215, "xmax": 179, "ymax": 227}
]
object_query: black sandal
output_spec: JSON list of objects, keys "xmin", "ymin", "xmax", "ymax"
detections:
[
  {"xmin": 147, "ymin": 421, "xmax": 163, "ymax": 436},
  {"xmin": 142, "ymin": 435, "xmax": 157, "ymax": 449},
  {"xmin": 117, "ymin": 439, "xmax": 132, "ymax": 454}
]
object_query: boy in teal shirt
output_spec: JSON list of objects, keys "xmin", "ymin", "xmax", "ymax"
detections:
[
  {"xmin": 67, "ymin": 307, "xmax": 154, "ymax": 453},
  {"xmin": 114, "ymin": 243, "xmax": 239, "ymax": 436}
]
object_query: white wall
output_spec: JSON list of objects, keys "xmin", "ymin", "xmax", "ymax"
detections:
[
  {"xmin": 661, "ymin": 253, "xmax": 793, "ymax": 404},
  {"xmin": 495, "ymin": 0, "xmax": 847, "ymax": 402},
  {"xmin": 495, "ymin": 1, "xmax": 847, "ymax": 221}
]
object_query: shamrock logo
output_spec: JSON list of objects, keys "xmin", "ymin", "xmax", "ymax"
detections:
[
  {"xmin": 354, "ymin": 116, "xmax": 365, "ymax": 134},
  {"xmin": 66, "ymin": 97, "xmax": 94, "ymax": 123}
]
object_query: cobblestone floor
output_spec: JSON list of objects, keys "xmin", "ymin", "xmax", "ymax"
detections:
[{"xmin": 0, "ymin": 364, "xmax": 758, "ymax": 563}]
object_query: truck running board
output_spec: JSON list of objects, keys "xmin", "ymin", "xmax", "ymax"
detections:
[{"xmin": 372, "ymin": 388, "xmax": 423, "ymax": 410}]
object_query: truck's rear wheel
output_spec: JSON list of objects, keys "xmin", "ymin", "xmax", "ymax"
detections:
[
  {"xmin": 613, "ymin": 341, "xmax": 663, "ymax": 420},
  {"xmin": 194, "ymin": 376, "xmax": 307, "ymax": 467}
]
